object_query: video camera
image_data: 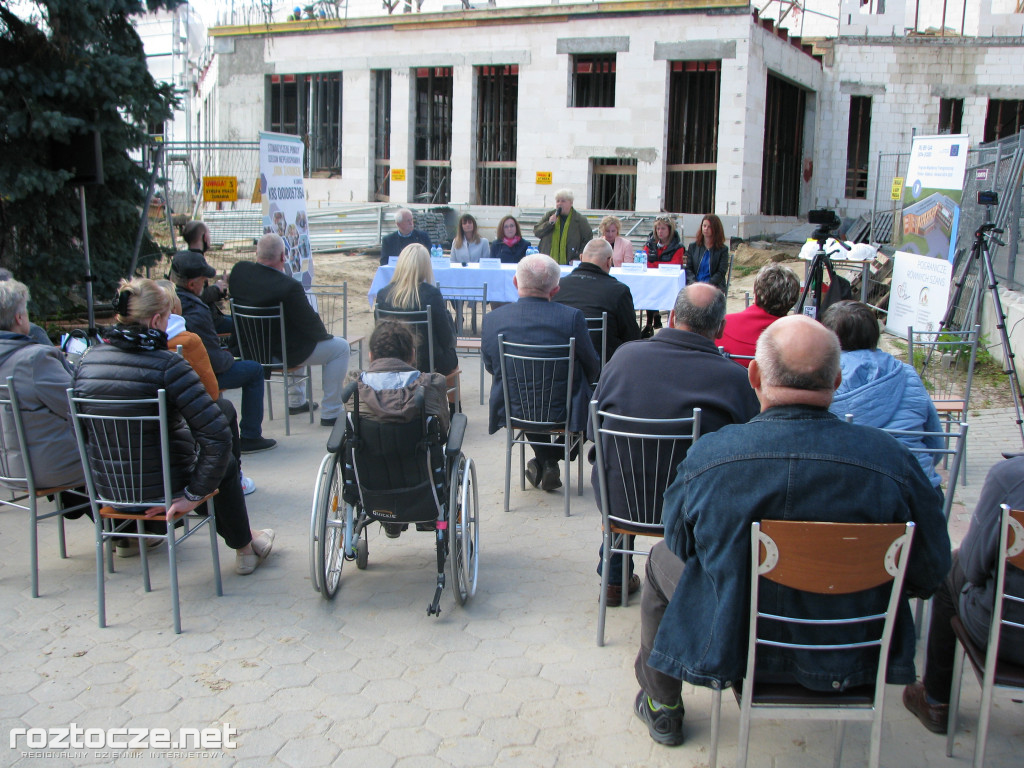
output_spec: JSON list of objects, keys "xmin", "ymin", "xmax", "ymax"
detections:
[
  {"xmin": 978, "ymin": 190, "xmax": 998, "ymax": 206},
  {"xmin": 808, "ymin": 208, "xmax": 841, "ymax": 229}
]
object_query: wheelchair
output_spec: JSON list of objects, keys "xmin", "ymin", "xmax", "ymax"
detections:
[{"xmin": 309, "ymin": 382, "xmax": 479, "ymax": 615}]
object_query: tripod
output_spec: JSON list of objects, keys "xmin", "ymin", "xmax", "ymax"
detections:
[
  {"xmin": 940, "ymin": 203, "xmax": 1024, "ymax": 445},
  {"xmin": 794, "ymin": 225, "xmax": 851, "ymax": 318}
]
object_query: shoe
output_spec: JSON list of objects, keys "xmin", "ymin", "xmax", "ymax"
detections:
[
  {"xmin": 240, "ymin": 436, "xmax": 277, "ymax": 454},
  {"xmin": 540, "ymin": 462, "xmax": 562, "ymax": 492},
  {"xmin": 383, "ymin": 523, "xmax": 407, "ymax": 539},
  {"xmin": 903, "ymin": 681, "xmax": 948, "ymax": 734},
  {"xmin": 605, "ymin": 573, "xmax": 642, "ymax": 607},
  {"xmin": 634, "ymin": 690, "xmax": 684, "ymax": 746},
  {"xmin": 415, "ymin": 522, "xmax": 436, "ymax": 532},
  {"xmin": 525, "ymin": 458, "xmax": 543, "ymax": 489},
  {"xmin": 320, "ymin": 417, "xmax": 338, "ymax": 428},
  {"xmin": 236, "ymin": 529, "xmax": 274, "ymax": 575},
  {"xmin": 289, "ymin": 401, "xmax": 319, "ymax": 415},
  {"xmin": 115, "ymin": 538, "xmax": 162, "ymax": 558},
  {"xmin": 240, "ymin": 475, "xmax": 256, "ymax": 496}
]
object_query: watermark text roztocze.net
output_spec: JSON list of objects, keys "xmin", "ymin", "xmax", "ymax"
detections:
[{"xmin": 9, "ymin": 723, "xmax": 237, "ymax": 751}]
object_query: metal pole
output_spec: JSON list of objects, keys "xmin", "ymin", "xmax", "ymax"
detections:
[
  {"xmin": 79, "ymin": 187, "xmax": 96, "ymax": 333},
  {"xmin": 870, "ymin": 150, "xmax": 883, "ymax": 243}
]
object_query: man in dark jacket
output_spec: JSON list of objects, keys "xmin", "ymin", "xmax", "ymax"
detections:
[
  {"xmin": 170, "ymin": 250, "xmax": 275, "ymax": 454},
  {"xmin": 633, "ymin": 315, "xmax": 950, "ymax": 747},
  {"xmin": 380, "ymin": 208, "xmax": 432, "ymax": 266},
  {"xmin": 178, "ymin": 221, "xmax": 232, "ymax": 334},
  {"xmin": 230, "ymin": 234, "xmax": 351, "ymax": 427},
  {"xmin": 903, "ymin": 454, "xmax": 1024, "ymax": 735},
  {"xmin": 591, "ymin": 282, "xmax": 759, "ymax": 606},
  {"xmin": 481, "ymin": 253, "xmax": 600, "ymax": 492},
  {"xmin": 555, "ymin": 238, "xmax": 640, "ymax": 364}
]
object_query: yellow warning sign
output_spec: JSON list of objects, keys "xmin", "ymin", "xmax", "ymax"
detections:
[
  {"xmin": 203, "ymin": 176, "xmax": 238, "ymax": 202},
  {"xmin": 890, "ymin": 177, "xmax": 904, "ymax": 201},
  {"xmin": 536, "ymin": 171, "xmax": 553, "ymax": 185},
  {"xmin": 390, "ymin": 168, "xmax": 406, "ymax": 182}
]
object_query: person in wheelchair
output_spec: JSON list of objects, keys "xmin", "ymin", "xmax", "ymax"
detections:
[{"xmin": 354, "ymin": 320, "xmax": 450, "ymax": 538}]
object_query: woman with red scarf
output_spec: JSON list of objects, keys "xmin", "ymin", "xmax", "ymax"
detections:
[{"xmin": 490, "ymin": 215, "xmax": 530, "ymax": 263}]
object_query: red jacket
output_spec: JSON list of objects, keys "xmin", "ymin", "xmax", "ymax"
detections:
[{"xmin": 718, "ymin": 304, "xmax": 781, "ymax": 366}]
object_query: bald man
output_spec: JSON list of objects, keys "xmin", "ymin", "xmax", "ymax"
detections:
[{"xmin": 632, "ymin": 315, "xmax": 951, "ymax": 747}]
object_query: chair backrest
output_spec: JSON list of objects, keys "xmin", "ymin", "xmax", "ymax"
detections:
[
  {"xmin": 309, "ymin": 283, "xmax": 350, "ymax": 338},
  {"xmin": 590, "ymin": 401, "xmax": 701, "ymax": 533},
  {"xmin": 435, "ymin": 283, "xmax": 488, "ymax": 339},
  {"xmin": 906, "ymin": 324, "xmax": 979, "ymax": 412},
  {"xmin": 0, "ymin": 377, "xmax": 33, "ymax": 492},
  {"xmin": 230, "ymin": 300, "xmax": 290, "ymax": 371},
  {"xmin": 990, "ymin": 505, "xmax": 1024, "ymax": 669},
  {"xmin": 67, "ymin": 389, "xmax": 173, "ymax": 509},
  {"xmin": 745, "ymin": 519, "xmax": 915, "ymax": 696},
  {"xmin": 497, "ymin": 335, "xmax": 575, "ymax": 431},
  {"xmin": 585, "ymin": 312, "xmax": 609, "ymax": 371},
  {"xmin": 879, "ymin": 422, "xmax": 968, "ymax": 521},
  {"xmin": 718, "ymin": 346, "xmax": 755, "ymax": 365},
  {"xmin": 374, "ymin": 306, "xmax": 435, "ymax": 373}
]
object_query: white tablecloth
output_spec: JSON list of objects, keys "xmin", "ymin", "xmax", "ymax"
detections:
[{"xmin": 368, "ymin": 264, "xmax": 686, "ymax": 311}]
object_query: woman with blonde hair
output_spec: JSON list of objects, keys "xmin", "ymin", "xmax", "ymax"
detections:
[
  {"xmin": 641, "ymin": 216, "xmax": 683, "ymax": 335},
  {"xmin": 599, "ymin": 215, "xmax": 634, "ymax": 267},
  {"xmin": 450, "ymin": 213, "xmax": 489, "ymax": 264},
  {"xmin": 73, "ymin": 278, "xmax": 274, "ymax": 574},
  {"xmin": 375, "ymin": 243, "xmax": 459, "ymax": 375}
]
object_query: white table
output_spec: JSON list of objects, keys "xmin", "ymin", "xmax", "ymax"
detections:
[{"xmin": 368, "ymin": 263, "xmax": 687, "ymax": 311}]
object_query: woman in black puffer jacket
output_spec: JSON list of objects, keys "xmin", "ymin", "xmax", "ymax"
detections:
[{"xmin": 74, "ymin": 278, "xmax": 274, "ymax": 575}]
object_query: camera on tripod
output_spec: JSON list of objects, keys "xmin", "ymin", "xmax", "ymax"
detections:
[
  {"xmin": 808, "ymin": 208, "xmax": 841, "ymax": 229},
  {"xmin": 978, "ymin": 190, "xmax": 998, "ymax": 206}
]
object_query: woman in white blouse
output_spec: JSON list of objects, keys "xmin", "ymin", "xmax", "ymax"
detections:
[{"xmin": 450, "ymin": 213, "xmax": 490, "ymax": 264}]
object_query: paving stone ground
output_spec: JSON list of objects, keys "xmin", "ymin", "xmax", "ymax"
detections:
[{"xmin": 1, "ymin": 364, "xmax": 1022, "ymax": 767}]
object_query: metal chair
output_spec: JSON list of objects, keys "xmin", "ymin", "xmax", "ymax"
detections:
[
  {"xmin": 881, "ymin": 422, "xmax": 968, "ymax": 523},
  {"xmin": 67, "ymin": 389, "xmax": 223, "ymax": 634},
  {"xmin": 497, "ymin": 335, "xmax": 584, "ymax": 517},
  {"xmin": 709, "ymin": 519, "xmax": 916, "ymax": 768},
  {"xmin": 584, "ymin": 312, "xmax": 608, "ymax": 383},
  {"xmin": 0, "ymin": 377, "xmax": 89, "ymax": 597},
  {"xmin": 375, "ymin": 305, "xmax": 461, "ymax": 412},
  {"xmin": 590, "ymin": 401, "xmax": 701, "ymax": 646},
  {"xmin": 436, "ymin": 283, "xmax": 488, "ymax": 405},
  {"xmin": 946, "ymin": 504, "xmax": 1024, "ymax": 768},
  {"xmin": 907, "ymin": 324, "xmax": 979, "ymax": 482},
  {"xmin": 230, "ymin": 300, "xmax": 313, "ymax": 436},
  {"xmin": 719, "ymin": 346, "xmax": 755, "ymax": 366},
  {"xmin": 309, "ymin": 282, "xmax": 365, "ymax": 368}
]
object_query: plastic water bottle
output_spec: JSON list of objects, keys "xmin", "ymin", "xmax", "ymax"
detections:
[
  {"xmin": 431, "ymin": 245, "xmax": 440, "ymax": 259},
  {"xmin": 634, "ymin": 250, "xmax": 647, "ymax": 266},
  {"xmin": 526, "ymin": 245, "xmax": 538, "ymax": 255}
]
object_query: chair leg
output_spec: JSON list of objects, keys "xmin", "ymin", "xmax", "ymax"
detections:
[
  {"xmin": 167, "ymin": 526, "xmax": 182, "ymax": 635},
  {"xmin": 57, "ymin": 512, "xmax": 67, "ymax": 560},
  {"xmin": 95, "ymin": 515, "xmax": 106, "ymax": 628},
  {"xmin": 306, "ymin": 367, "xmax": 314, "ymax": 424},
  {"xmin": 974, "ymin": 663, "xmax": 997, "ymax": 768},
  {"xmin": 478, "ymin": 356, "xmax": 485, "ymax": 406},
  {"xmin": 208, "ymin": 511, "xmax": 223, "ymax": 597},
  {"xmin": 504, "ymin": 432, "xmax": 512, "ymax": 513},
  {"xmin": 597, "ymin": 529, "xmax": 613, "ymax": 647},
  {"xmin": 946, "ymin": 641, "xmax": 966, "ymax": 757},
  {"xmin": 834, "ymin": 720, "xmax": 847, "ymax": 768},
  {"xmin": 283, "ymin": 370, "xmax": 291, "ymax": 436},
  {"xmin": 709, "ymin": 688, "xmax": 722, "ymax": 768},
  {"xmin": 563, "ymin": 436, "xmax": 570, "ymax": 517},
  {"xmin": 138, "ymin": 520, "xmax": 152, "ymax": 593},
  {"xmin": 265, "ymin": 379, "xmax": 274, "ymax": 422},
  {"xmin": 29, "ymin": 497, "xmax": 39, "ymax": 599}
]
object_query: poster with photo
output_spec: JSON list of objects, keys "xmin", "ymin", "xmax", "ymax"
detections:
[
  {"xmin": 259, "ymin": 131, "xmax": 313, "ymax": 289},
  {"xmin": 885, "ymin": 250, "xmax": 952, "ymax": 339},
  {"xmin": 896, "ymin": 134, "xmax": 969, "ymax": 262}
]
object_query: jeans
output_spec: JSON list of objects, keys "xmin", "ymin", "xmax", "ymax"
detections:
[
  {"xmin": 215, "ymin": 359, "xmax": 265, "ymax": 441},
  {"xmin": 290, "ymin": 336, "xmax": 350, "ymax": 420}
]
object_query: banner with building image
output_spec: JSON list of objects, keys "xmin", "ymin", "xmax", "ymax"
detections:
[
  {"xmin": 259, "ymin": 131, "xmax": 313, "ymax": 289},
  {"xmin": 896, "ymin": 134, "xmax": 969, "ymax": 262}
]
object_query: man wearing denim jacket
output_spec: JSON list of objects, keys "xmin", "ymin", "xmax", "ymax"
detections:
[{"xmin": 632, "ymin": 315, "xmax": 951, "ymax": 747}]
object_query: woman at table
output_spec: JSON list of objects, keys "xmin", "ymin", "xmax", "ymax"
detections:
[
  {"xmin": 599, "ymin": 215, "xmax": 634, "ymax": 267},
  {"xmin": 450, "ymin": 213, "xmax": 489, "ymax": 264},
  {"xmin": 684, "ymin": 213, "xmax": 729, "ymax": 290},
  {"xmin": 490, "ymin": 215, "xmax": 529, "ymax": 263},
  {"xmin": 640, "ymin": 216, "xmax": 683, "ymax": 336},
  {"xmin": 375, "ymin": 243, "xmax": 459, "ymax": 376}
]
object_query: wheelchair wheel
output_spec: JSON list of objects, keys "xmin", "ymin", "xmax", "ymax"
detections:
[
  {"xmin": 313, "ymin": 454, "xmax": 346, "ymax": 600},
  {"xmin": 355, "ymin": 537, "xmax": 368, "ymax": 570},
  {"xmin": 309, "ymin": 453, "xmax": 336, "ymax": 593},
  {"xmin": 448, "ymin": 453, "xmax": 479, "ymax": 606}
]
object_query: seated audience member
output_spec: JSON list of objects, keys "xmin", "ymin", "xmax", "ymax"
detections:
[
  {"xmin": 633, "ymin": 315, "xmax": 949, "ymax": 746},
  {"xmin": 718, "ymin": 263, "xmax": 800, "ymax": 365},
  {"xmin": 375, "ymin": 243, "xmax": 459, "ymax": 378},
  {"xmin": 481, "ymin": 253, "xmax": 600, "ymax": 492},
  {"xmin": 0, "ymin": 268, "xmax": 51, "ymax": 346},
  {"xmin": 490, "ymin": 215, "xmax": 530, "ymax": 264},
  {"xmin": 0, "ymin": 279, "xmax": 85, "ymax": 493},
  {"xmin": 74, "ymin": 278, "xmax": 275, "ymax": 575},
  {"xmin": 156, "ymin": 280, "xmax": 256, "ymax": 497},
  {"xmin": 683, "ymin": 214, "xmax": 729, "ymax": 290},
  {"xmin": 822, "ymin": 300, "xmax": 944, "ymax": 490},
  {"xmin": 591, "ymin": 282, "xmax": 758, "ymax": 606},
  {"xmin": 598, "ymin": 215, "xmax": 634, "ymax": 267},
  {"xmin": 533, "ymin": 188, "xmax": 593, "ymax": 265},
  {"xmin": 354, "ymin": 320, "xmax": 451, "ymax": 539},
  {"xmin": 176, "ymin": 221, "xmax": 232, "ymax": 335},
  {"xmin": 170, "ymin": 249, "xmax": 275, "ymax": 453},
  {"xmin": 641, "ymin": 216, "xmax": 683, "ymax": 336},
  {"xmin": 555, "ymin": 238, "xmax": 641, "ymax": 361},
  {"xmin": 230, "ymin": 234, "xmax": 351, "ymax": 428},
  {"xmin": 380, "ymin": 208, "xmax": 432, "ymax": 266},
  {"xmin": 903, "ymin": 453, "xmax": 1024, "ymax": 734},
  {"xmin": 450, "ymin": 213, "xmax": 489, "ymax": 264}
]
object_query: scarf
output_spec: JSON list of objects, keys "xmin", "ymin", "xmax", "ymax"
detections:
[
  {"xmin": 549, "ymin": 209, "xmax": 573, "ymax": 265},
  {"xmin": 503, "ymin": 235, "xmax": 521, "ymax": 248},
  {"xmin": 103, "ymin": 324, "xmax": 168, "ymax": 352}
]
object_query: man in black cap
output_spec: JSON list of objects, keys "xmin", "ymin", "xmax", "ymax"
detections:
[{"xmin": 170, "ymin": 250, "xmax": 276, "ymax": 453}]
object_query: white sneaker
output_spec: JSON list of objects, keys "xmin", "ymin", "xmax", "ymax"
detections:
[{"xmin": 241, "ymin": 475, "xmax": 256, "ymax": 496}]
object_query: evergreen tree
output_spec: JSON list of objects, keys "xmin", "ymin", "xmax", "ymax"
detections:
[{"xmin": 0, "ymin": 0, "xmax": 184, "ymax": 320}]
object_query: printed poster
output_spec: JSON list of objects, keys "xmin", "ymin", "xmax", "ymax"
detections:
[
  {"xmin": 885, "ymin": 250, "xmax": 952, "ymax": 339},
  {"xmin": 896, "ymin": 134, "xmax": 969, "ymax": 262},
  {"xmin": 259, "ymin": 131, "xmax": 313, "ymax": 289}
]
